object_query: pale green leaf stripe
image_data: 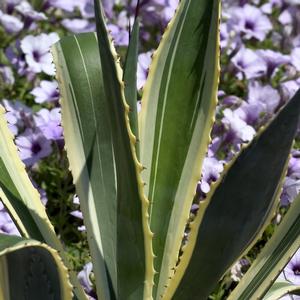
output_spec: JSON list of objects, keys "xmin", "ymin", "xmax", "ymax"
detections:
[
  {"xmin": 94, "ymin": 0, "xmax": 154, "ymax": 297},
  {"xmin": 264, "ymin": 281, "xmax": 300, "ymax": 300},
  {"xmin": 228, "ymin": 192, "xmax": 300, "ymax": 299},
  {"xmin": 53, "ymin": 30, "xmax": 152, "ymax": 299},
  {"xmin": 0, "ymin": 105, "xmax": 87, "ymax": 300},
  {"xmin": 139, "ymin": 0, "xmax": 220, "ymax": 297},
  {"xmin": 123, "ymin": 18, "xmax": 139, "ymax": 148},
  {"xmin": 165, "ymin": 90, "xmax": 300, "ymax": 300},
  {"xmin": 0, "ymin": 234, "xmax": 72, "ymax": 300}
]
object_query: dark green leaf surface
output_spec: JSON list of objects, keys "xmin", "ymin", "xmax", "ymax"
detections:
[
  {"xmin": 0, "ymin": 234, "xmax": 72, "ymax": 300},
  {"xmin": 138, "ymin": 0, "xmax": 220, "ymax": 297},
  {"xmin": 169, "ymin": 90, "xmax": 300, "ymax": 299},
  {"xmin": 228, "ymin": 192, "xmax": 300, "ymax": 300}
]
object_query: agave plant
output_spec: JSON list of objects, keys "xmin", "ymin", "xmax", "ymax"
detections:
[{"xmin": 1, "ymin": 0, "xmax": 300, "ymax": 299}]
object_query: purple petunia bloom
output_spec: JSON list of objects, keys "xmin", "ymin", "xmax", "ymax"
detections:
[
  {"xmin": 20, "ymin": 33, "xmax": 59, "ymax": 75},
  {"xmin": 0, "ymin": 201, "xmax": 19, "ymax": 236},
  {"xmin": 256, "ymin": 49, "xmax": 289, "ymax": 78},
  {"xmin": 237, "ymin": 81, "xmax": 280, "ymax": 126},
  {"xmin": 31, "ymin": 80, "xmax": 59, "ymax": 103},
  {"xmin": 200, "ymin": 157, "xmax": 224, "ymax": 193},
  {"xmin": 228, "ymin": 4, "xmax": 272, "ymax": 41},
  {"xmin": 281, "ymin": 152, "xmax": 300, "ymax": 205},
  {"xmin": 47, "ymin": 0, "xmax": 80, "ymax": 12},
  {"xmin": 279, "ymin": 248, "xmax": 300, "ymax": 285},
  {"xmin": 71, "ymin": 195, "xmax": 86, "ymax": 231},
  {"xmin": 2, "ymin": 99, "xmax": 32, "ymax": 135},
  {"xmin": 0, "ymin": 10, "xmax": 23, "ymax": 33},
  {"xmin": 281, "ymin": 80, "xmax": 300, "ymax": 102},
  {"xmin": 78, "ymin": 262, "xmax": 96, "ymax": 299},
  {"xmin": 61, "ymin": 19, "xmax": 95, "ymax": 33},
  {"xmin": 15, "ymin": 129, "xmax": 52, "ymax": 166},
  {"xmin": 222, "ymin": 108, "xmax": 256, "ymax": 144},
  {"xmin": 0, "ymin": 65, "xmax": 15, "ymax": 85},
  {"xmin": 15, "ymin": 1, "xmax": 47, "ymax": 22},
  {"xmin": 291, "ymin": 47, "xmax": 300, "ymax": 71},
  {"xmin": 34, "ymin": 108, "xmax": 63, "ymax": 141},
  {"xmin": 232, "ymin": 47, "xmax": 267, "ymax": 80},
  {"xmin": 231, "ymin": 258, "xmax": 250, "ymax": 282},
  {"xmin": 162, "ymin": 0, "xmax": 178, "ymax": 22},
  {"xmin": 281, "ymin": 177, "xmax": 300, "ymax": 206},
  {"xmin": 137, "ymin": 51, "xmax": 152, "ymax": 90}
]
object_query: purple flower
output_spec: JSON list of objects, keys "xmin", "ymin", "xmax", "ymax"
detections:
[
  {"xmin": 232, "ymin": 47, "xmax": 267, "ymax": 80},
  {"xmin": 15, "ymin": 1, "xmax": 47, "ymax": 22},
  {"xmin": 281, "ymin": 80, "xmax": 300, "ymax": 102},
  {"xmin": 5, "ymin": 43, "xmax": 28, "ymax": 77},
  {"xmin": 200, "ymin": 157, "xmax": 224, "ymax": 193},
  {"xmin": 34, "ymin": 108, "xmax": 63, "ymax": 141},
  {"xmin": 0, "ymin": 10, "xmax": 23, "ymax": 33},
  {"xmin": 78, "ymin": 262, "xmax": 96, "ymax": 299},
  {"xmin": 15, "ymin": 129, "xmax": 52, "ymax": 166},
  {"xmin": 47, "ymin": 0, "xmax": 80, "ymax": 12},
  {"xmin": 71, "ymin": 195, "xmax": 85, "ymax": 231},
  {"xmin": 281, "ymin": 152, "xmax": 300, "ymax": 205},
  {"xmin": 108, "ymin": 23, "xmax": 129, "ymax": 46},
  {"xmin": 0, "ymin": 65, "xmax": 15, "ymax": 85},
  {"xmin": 31, "ymin": 80, "xmax": 59, "ymax": 103},
  {"xmin": 236, "ymin": 82, "xmax": 280, "ymax": 127},
  {"xmin": 162, "ymin": 0, "xmax": 178, "ymax": 21},
  {"xmin": 281, "ymin": 177, "xmax": 300, "ymax": 206},
  {"xmin": 20, "ymin": 33, "xmax": 59, "ymax": 75},
  {"xmin": 0, "ymin": 201, "xmax": 19, "ymax": 236},
  {"xmin": 291, "ymin": 48, "xmax": 300, "ymax": 71},
  {"xmin": 248, "ymin": 81, "xmax": 280, "ymax": 113},
  {"xmin": 2, "ymin": 99, "xmax": 32, "ymax": 135},
  {"xmin": 61, "ymin": 19, "xmax": 95, "ymax": 33},
  {"xmin": 256, "ymin": 49, "xmax": 289, "ymax": 78},
  {"xmin": 222, "ymin": 108, "xmax": 256, "ymax": 143},
  {"xmin": 288, "ymin": 152, "xmax": 300, "ymax": 178},
  {"xmin": 228, "ymin": 4, "xmax": 272, "ymax": 41},
  {"xmin": 280, "ymin": 248, "xmax": 300, "ymax": 285},
  {"xmin": 137, "ymin": 51, "xmax": 152, "ymax": 90},
  {"xmin": 231, "ymin": 258, "xmax": 250, "ymax": 282}
]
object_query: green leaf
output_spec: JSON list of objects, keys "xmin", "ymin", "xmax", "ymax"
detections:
[
  {"xmin": 0, "ymin": 105, "xmax": 87, "ymax": 299},
  {"xmin": 0, "ymin": 234, "xmax": 72, "ymax": 300},
  {"xmin": 123, "ymin": 18, "xmax": 140, "ymax": 152},
  {"xmin": 228, "ymin": 192, "xmax": 300, "ymax": 299},
  {"xmin": 264, "ymin": 281, "xmax": 300, "ymax": 300},
  {"xmin": 52, "ymin": 27, "xmax": 153, "ymax": 299},
  {"xmin": 164, "ymin": 90, "xmax": 300, "ymax": 299},
  {"xmin": 138, "ymin": 0, "xmax": 220, "ymax": 297},
  {"xmin": 29, "ymin": 0, "xmax": 44, "ymax": 10}
]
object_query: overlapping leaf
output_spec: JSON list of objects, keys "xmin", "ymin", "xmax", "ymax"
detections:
[
  {"xmin": 0, "ymin": 105, "xmax": 87, "ymax": 299},
  {"xmin": 0, "ymin": 234, "xmax": 72, "ymax": 300},
  {"xmin": 163, "ymin": 90, "xmax": 300, "ymax": 299},
  {"xmin": 138, "ymin": 0, "xmax": 220, "ymax": 297},
  {"xmin": 228, "ymin": 191, "xmax": 300, "ymax": 300},
  {"xmin": 53, "ymin": 25, "xmax": 152, "ymax": 299}
]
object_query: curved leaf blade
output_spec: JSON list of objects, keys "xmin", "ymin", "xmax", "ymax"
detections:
[
  {"xmin": 0, "ymin": 105, "xmax": 87, "ymax": 300},
  {"xmin": 164, "ymin": 90, "xmax": 300, "ymax": 299},
  {"xmin": 264, "ymin": 281, "xmax": 300, "ymax": 300},
  {"xmin": 138, "ymin": 0, "xmax": 220, "ymax": 297},
  {"xmin": 0, "ymin": 234, "xmax": 72, "ymax": 300},
  {"xmin": 123, "ymin": 18, "xmax": 139, "ymax": 146},
  {"xmin": 228, "ymin": 192, "xmax": 300, "ymax": 300},
  {"xmin": 53, "ymin": 28, "xmax": 153, "ymax": 299}
]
